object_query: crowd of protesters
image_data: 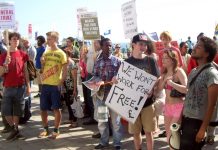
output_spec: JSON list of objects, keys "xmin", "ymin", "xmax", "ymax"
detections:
[{"xmin": 0, "ymin": 30, "xmax": 217, "ymax": 150}]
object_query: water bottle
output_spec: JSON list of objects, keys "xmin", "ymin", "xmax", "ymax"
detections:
[{"xmin": 97, "ymin": 106, "xmax": 108, "ymax": 122}]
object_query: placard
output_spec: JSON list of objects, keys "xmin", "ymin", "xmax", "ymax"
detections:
[{"xmin": 105, "ymin": 61, "xmax": 157, "ymax": 123}]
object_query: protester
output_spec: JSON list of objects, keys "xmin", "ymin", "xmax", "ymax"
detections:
[
  {"xmin": 93, "ymin": 38, "xmax": 123, "ymax": 150},
  {"xmin": 186, "ymin": 36, "xmax": 194, "ymax": 55},
  {"xmin": 62, "ymin": 50, "xmax": 78, "ymax": 128},
  {"xmin": 179, "ymin": 42, "xmax": 191, "ymax": 74},
  {"xmin": 83, "ymin": 37, "xmax": 103, "ymax": 127},
  {"xmin": 144, "ymin": 40, "xmax": 166, "ymax": 134},
  {"xmin": 64, "ymin": 37, "xmax": 79, "ymax": 63},
  {"xmin": 34, "ymin": 36, "xmax": 46, "ymax": 98},
  {"xmin": 113, "ymin": 44, "xmax": 123, "ymax": 59},
  {"xmin": 21, "ymin": 38, "xmax": 36, "ymax": 61},
  {"xmin": 38, "ymin": 31, "xmax": 67, "ymax": 139},
  {"xmin": 180, "ymin": 36, "xmax": 218, "ymax": 149},
  {"xmin": 0, "ymin": 32, "xmax": 30, "ymax": 140},
  {"xmin": 0, "ymin": 30, "xmax": 11, "ymax": 133},
  {"xmin": 158, "ymin": 31, "xmax": 184, "ymax": 73},
  {"xmin": 126, "ymin": 33, "xmax": 160, "ymax": 150},
  {"xmin": 157, "ymin": 50, "xmax": 187, "ymax": 148}
]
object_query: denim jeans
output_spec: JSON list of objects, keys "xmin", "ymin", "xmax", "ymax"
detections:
[{"xmin": 96, "ymin": 98, "xmax": 123, "ymax": 147}]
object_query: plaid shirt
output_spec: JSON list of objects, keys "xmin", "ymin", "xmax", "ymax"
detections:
[{"xmin": 93, "ymin": 53, "xmax": 121, "ymax": 99}]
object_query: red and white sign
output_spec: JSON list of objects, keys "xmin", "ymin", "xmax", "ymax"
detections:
[{"xmin": 0, "ymin": 2, "xmax": 15, "ymax": 30}]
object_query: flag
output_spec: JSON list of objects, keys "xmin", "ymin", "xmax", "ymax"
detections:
[{"xmin": 104, "ymin": 29, "xmax": 111, "ymax": 35}]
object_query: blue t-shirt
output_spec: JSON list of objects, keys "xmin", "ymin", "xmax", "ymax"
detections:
[{"xmin": 35, "ymin": 46, "xmax": 45, "ymax": 69}]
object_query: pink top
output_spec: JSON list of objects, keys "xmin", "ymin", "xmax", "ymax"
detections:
[{"xmin": 79, "ymin": 59, "xmax": 88, "ymax": 78}]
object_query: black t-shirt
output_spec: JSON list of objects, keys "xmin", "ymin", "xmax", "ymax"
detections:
[{"xmin": 125, "ymin": 56, "xmax": 160, "ymax": 107}]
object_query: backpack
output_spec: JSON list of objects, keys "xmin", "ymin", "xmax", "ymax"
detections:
[{"xmin": 27, "ymin": 60, "xmax": 37, "ymax": 81}]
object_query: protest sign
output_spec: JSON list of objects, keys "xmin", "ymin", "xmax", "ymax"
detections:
[
  {"xmin": 76, "ymin": 7, "xmax": 87, "ymax": 31},
  {"xmin": 121, "ymin": 0, "xmax": 138, "ymax": 39},
  {"xmin": 155, "ymin": 41, "xmax": 179, "ymax": 54},
  {"xmin": 82, "ymin": 76, "xmax": 103, "ymax": 97},
  {"xmin": 0, "ymin": 2, "xmax": 15, "ymax": 30},
  {"xmin": 105, "ymin": 61, "xmax": 157, "ymax": 124},
  {"xmin": 80, "ymin": 12, "xmax": 100, "ymax": 40}
]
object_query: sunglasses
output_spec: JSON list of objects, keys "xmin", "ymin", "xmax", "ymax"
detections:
[{"xmin": 115, "ymin": 47, "xmax": 120, "ymax": 49}]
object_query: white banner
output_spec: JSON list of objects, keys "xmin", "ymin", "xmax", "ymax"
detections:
[
  {"xmin": 0, "ymin": 2, "xmax": 15, "ymax": 30},
  {"xmin": 76, "ymin": 7, "xmax": 87, "ymax": 31},
  {"xmin": 105, "ymin": 61, "xmax": 157, "ymax": 124},
  {"xmin": 121, "ymin": 0, "xmax": 138, "ymax": 39}
]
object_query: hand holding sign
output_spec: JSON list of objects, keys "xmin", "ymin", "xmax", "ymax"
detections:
[{"xmin": 105, "ymin": 61, "xmax": 157, "ymax": 123}]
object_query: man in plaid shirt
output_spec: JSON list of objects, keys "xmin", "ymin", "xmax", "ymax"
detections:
[{"xmin": 93, "ymin": 38, "xmax": 122, "ymax": 150}]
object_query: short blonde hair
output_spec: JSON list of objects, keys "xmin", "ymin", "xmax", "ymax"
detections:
[
  {"xmin": 46, "ymin": 31, "xmax": 59, "ymax": 42},
  {"xmin": 160, "ymin": 31, "xmax": 172, "ymax": 41}
]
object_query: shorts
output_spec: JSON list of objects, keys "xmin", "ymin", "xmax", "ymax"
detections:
[
  {"xmin": 40, "ymin": 84, "xmax": 61, "ymax": 110},
  {"xmin": 1, "ymin": 85, "xmax": 25, "ymax": 117},
  {"xmin": 164, "ymin": 102, "xmax": 183, "ymax": 118},
  {"xmin": 128, "ymin": 104, "xmax": 157, "ymax": 134}
]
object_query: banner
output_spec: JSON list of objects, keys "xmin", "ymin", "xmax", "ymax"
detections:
[
  {"xmin": 76, "ymin": 7, "xmax": 87, "ymax": 31},
  {"xmin": 105, "ymin": 61, "xmax": 157, "ymax": 123},
  {"xmin": 121, "ymin": 0, "xmax": 138, "ymax": 39},
  {"xmin": 80, "ymin": 12, "xmax": 100, "ymax": 40},
  {"xmin": 28, "ymin": 24, "xmax": 32, "ymax": 39},
  {"xmin": 215, "ymin": 24, "xmax": 218, "ymax": 35},
  {"xmin": 0, "ymin": 2, "xmax": 15, "ymax": 30},
  {"xmin": 155, "ymin": 41, "xmax": 179, "ymax": 54}
]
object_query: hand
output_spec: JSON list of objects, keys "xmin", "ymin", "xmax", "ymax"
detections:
[
  {"xmin": 73, "ymin": 90, "xmax": 77, "ymax": 97},
  {"xmin": 111, "ymin": 76, "xmax": 118, "ymax": 84},
  {"xmin": 40, "ymin": 56, "xmax": 45, "ymax": 65},
  {"xmin": 195, "ymin": 129, "xmax": 206, "ymax": 143},
  {"xmin": 165, "ymin": 76, "xmax": 173, "ymax": 85},
  {"xmin": 26, "ymin": 86, "xmax": 31, "ymax": 96},
  {"xmin": 96, "ymin": 81, "xmax": 104, "ymax": 86},
  {"xmin": 4, "ymin": 55, "xmax": 11, "ymax": 65}
]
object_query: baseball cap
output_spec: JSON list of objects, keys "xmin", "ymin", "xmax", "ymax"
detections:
[{"xmin": 132, "ymin": 33, "xmax": 148, "ymax": 43}]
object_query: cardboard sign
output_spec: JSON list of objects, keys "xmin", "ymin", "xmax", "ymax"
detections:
[
  {"xmin": 105, "ymin": 61, "xmax": 157, "ymax": 124},
  {"xmin": 155, "ymin": 41, "xmax": 179, "ymax": 54},
  {"xmin": 80, "ymin": 12, "xmax": 100, "ymax": 40},
  {"xmin": 0, "ymin": 2, "xmax": 15, "ymax": 30},
  {"xmin": 121, "ymin": 0, "xmax": 138, "ymax": 39}
]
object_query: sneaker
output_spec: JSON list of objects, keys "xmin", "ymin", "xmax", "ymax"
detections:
[
  {"xmin": 158, "ymin": 130, "xmax": 166, "ymax": 138},
  {"xmin": 206, "ymin": 136, "xmax": 215, "ymax": 145},
  {"xmin": 33, "ymin": 93, "xmax": 40, "ymax": 98},
  {"xmin": 94, "ymin": 144, "xmax": 109, "ymax": 149},
  {"xmin": 38, "ymin": 130, "xmax": 49, "ymax": 138},
  {"xmin": 48, "ymin": 131, "xmax": 60, "ymax": 139},
  {"xmin": 92, "ymin": 133, "xmax": 101, "ymax": 138},
  {"xmin": 6, "ymin": 128, "xmax": 19, "ymax": 141}
]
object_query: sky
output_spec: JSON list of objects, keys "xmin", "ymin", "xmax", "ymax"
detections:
[{"xmin": 1, "ymin": 0, "xmax": 218, "ymax": 43}]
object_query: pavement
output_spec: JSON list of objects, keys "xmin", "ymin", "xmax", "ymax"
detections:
[{"xmin": 0, "ymin": 83, "xmax": 217, "ymax": 150}]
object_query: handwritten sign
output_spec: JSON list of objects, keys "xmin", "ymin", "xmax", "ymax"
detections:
[
  {"xmin": 76, "ymin": 7, "xmax": 87, "ymax": 31},
  {"xmin": 155, "ymin": 41, "xmax": 179, "ymax": 54},
  {"xmin": 80, "ymin": 12, "xmax": 100, "ymax": 40},
  {"xmin": 105, "ymin": 61, "xmax": 157, "ymax": 124},
  {"xmin": 0, "ymin": 2, "xmax": 15, "ymax": 30},
  {"xmin": 121, "ymin": 0, "xmax": 138, "ymax": 39}
]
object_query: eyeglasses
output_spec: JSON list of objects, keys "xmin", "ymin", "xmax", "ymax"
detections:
[{"xmin": 115, "ymin": 47, "xmax": 120, "ymax": 49}]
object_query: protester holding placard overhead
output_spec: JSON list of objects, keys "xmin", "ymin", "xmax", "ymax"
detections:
[
  {"xmin": 158, "ymin": 31, "xmax": 184, "ymax": 73},
  {"xmin": 126, "ymin": 33, "xmax": 160, "ymax": 150},
  {"xmin": 93, "ymin": 38, "xmax": 123, "ymax": 150},
  {"xmin": 157, "ymin": 50, "xmax": 187, "ymax": 149},
  {"xmin": 0, "ymin": 32, "xmax": 30, "ymax": 141}
]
